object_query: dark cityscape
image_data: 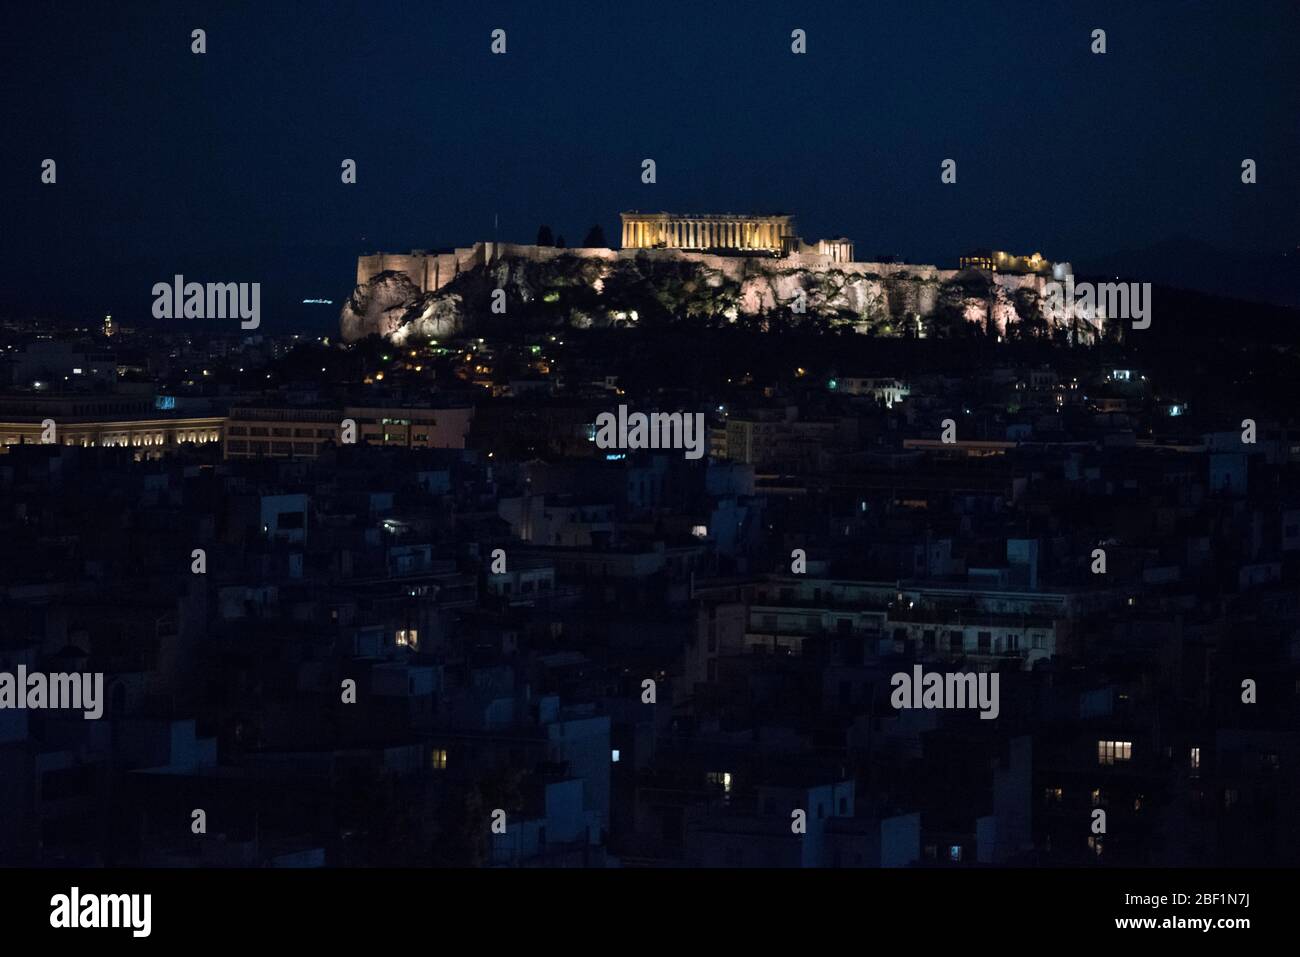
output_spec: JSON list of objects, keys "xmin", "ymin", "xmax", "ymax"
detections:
[{"xmin": 1, "ymin": 0, "xmax": 1297, "ymax": 941}]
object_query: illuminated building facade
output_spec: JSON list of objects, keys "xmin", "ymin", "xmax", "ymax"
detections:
[
  {"xmin": 0, "ymin": 395, "xmax": 223, "ymax": 458},
  {"xmin": 959, "ymin": 249, "xmax": 1059, "ymax": 275},
  {"xmin": 225, "ymin": 404, "xmax": 474, "ymax": 459},
  {"xmin": 620, "ymin": 212, "xmax": 795, "ymax": 253}
]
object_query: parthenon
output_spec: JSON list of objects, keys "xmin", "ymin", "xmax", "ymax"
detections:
[{"xmin": 620, "ymin": 212, "xmax": 796, "ymax": 254}]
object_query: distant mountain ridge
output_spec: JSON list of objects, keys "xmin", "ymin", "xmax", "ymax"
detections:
[{"xmin": 1075, "ymin": 237, "xmax": 1300, "ymax": 309}]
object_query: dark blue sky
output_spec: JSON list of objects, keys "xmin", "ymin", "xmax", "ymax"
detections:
[{"xmin": 2, "ymin": 0, "xmax": 1297, "ymax": 328}]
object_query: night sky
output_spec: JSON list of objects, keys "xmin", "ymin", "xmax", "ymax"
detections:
[{"xmin": 2, "ymin": 0, "xmax": 1297, "ymax": 328}]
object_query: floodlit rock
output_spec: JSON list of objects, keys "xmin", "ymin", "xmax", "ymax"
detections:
[
  {"xmin": 340, "ymin": 271, "xmax": 431, "ymax": 342},
  {"xmin": 341, "ymin": 248, "xmax": 1094, "ymax": 343}
]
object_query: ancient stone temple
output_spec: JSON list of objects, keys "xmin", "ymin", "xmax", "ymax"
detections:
[{"xmin": 619, "ymin": 212, "xmax": 795, "ymax": 253}]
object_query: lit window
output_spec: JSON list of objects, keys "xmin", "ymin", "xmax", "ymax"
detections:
[
  {"xmin": 396, "ymin": 629, "xmax": 419, "ymax": 649},
  {"xmin": 431, "ymin": 748, "xmax": 447, "ymax": 770},
  {"xmin": 949, "ymin": 845, "xmax": 962, "ymax": 863},
  {"xmin": 611, "ymin": 750, "xmax": 620, "ymax": 763},
  {"xmin": 706, "ymin": 771, "xmax": 732, "ymax": 793},
  {"xmin": 1098, "ymin": 740, "xmax": 1132, "ymax": 765}
]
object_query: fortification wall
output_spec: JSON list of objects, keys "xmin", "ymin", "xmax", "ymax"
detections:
[
  {"xmin": 357, "ymin": 245, "xmax": 490, "ymax": 292},
  {"xmin": 356, "ymin": 253, "xmax": 429, "ymax": 290},
  {"xmin": 358, "ymin": 242, "xmax": 988, "ymax": 297},
  {"xmin": 482, "ymin": 242, "xmax": 619, "ymax": 265}
]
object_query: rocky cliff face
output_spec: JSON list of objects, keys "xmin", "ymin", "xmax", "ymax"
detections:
[
  {"xmin": 338, "ymin": 271, "xmax": 419, "ymax": 341},
  {"xmin": 340, "ymin": 250, "xmax": 1082, "ymax": 343}
]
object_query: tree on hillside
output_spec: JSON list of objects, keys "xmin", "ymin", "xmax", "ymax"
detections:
[
  {"xmin": 536, "ymin": 225, "xmax": 554, "ymax": 246},
  {"xmin": 581, "ymin": 224, "xmax": 607, "ymax": 248},
  {"xmin": 555, "ymin": 234, "xmax": 566, "ymax": 249}
]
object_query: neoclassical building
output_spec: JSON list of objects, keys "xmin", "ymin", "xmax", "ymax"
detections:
[
  {"xmin": 0, "ymin": 395, "xmax": 224, "ymax": 459},
  {"xmin": 620, "ymin": 211, "xmax": 853, "ymax": 262}
]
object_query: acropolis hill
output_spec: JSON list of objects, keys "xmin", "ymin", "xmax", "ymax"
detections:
[{"xmin": 342, "ymin": 211, "xmax": 1081, "ymax": 344}]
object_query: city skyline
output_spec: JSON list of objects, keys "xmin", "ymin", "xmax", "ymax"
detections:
[
  {"xmin": 2, "ymin": 0, "xmax": 1298, "ymax": 327},
  {"xmin": 0, "ymin": 0, "xmax": 1294, "ymax": 938}
]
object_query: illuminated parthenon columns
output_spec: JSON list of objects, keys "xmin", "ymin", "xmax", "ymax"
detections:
[{"xmin": 619, "ymin": 211, "xmax": 795, "ymax": 252}]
